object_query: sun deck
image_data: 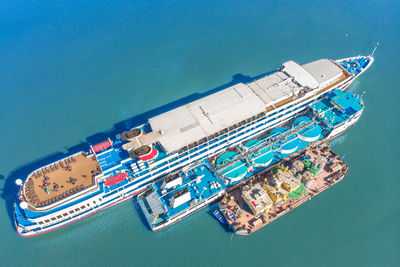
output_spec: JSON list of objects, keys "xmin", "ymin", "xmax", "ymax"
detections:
[{"xmin": 23, "ymin": 153, "xmax": 101, "ymax": 208}]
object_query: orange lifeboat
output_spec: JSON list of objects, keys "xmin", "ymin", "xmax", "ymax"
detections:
[
  {"xmin": 92, "ymin": 140, "xmax": 113, "ymax": 153},
  {"xmin": 105, "ymin": 173, "xmax": 128, "ymax": 186}
]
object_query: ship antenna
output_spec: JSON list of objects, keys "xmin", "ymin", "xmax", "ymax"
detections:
[{"xmin": 370, "ymin": 42, "xmax": 379, "ymax": 57}]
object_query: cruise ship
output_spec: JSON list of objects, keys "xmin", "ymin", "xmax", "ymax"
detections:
[
  {"xmin": 14, "ymin": 55, "xmax": 373, "ymax": 237},
  {"xmin": 137, "ymin": 89, "xmax": 365, "ymax": 231}
]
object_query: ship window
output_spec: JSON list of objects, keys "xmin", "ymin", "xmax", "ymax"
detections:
[
  {"xmin": 75, "ymin": 208, "xmax": 80, "ymax": 212},
  {"xmin": 99, "ymin": 198, "xmax": 102, "ymax": 201},
  {"xmin": 63, "ymin": 213, "xmax": 68, "ymax": 217},
  {"xmin": 38, "ymin": 221, "xmax": 44, "ymax": 225},
  {"xmin": 51, "ymin": 217, "xmax": 56, "ymax": 221},
  {"xmin": 44, "ymin": 219, "xmax": 50, "ymax": 223},
  {"xmin": 87, "ymin": 204, "xmax": 90, "ymax": 207},
  {"xmin": 93, "ymin": 201, "xmax": 96, "ymax": 204},
  {"xmin": 81, "ymin": 206, "xmax": 85, "ymax": 209},
  {"xmin": 57, "ymin": 215, "xmax": 62, "ymax": 219},
  {"xmin": 69, "ymin": 210, "xmax": 74, "ymax": 214}
]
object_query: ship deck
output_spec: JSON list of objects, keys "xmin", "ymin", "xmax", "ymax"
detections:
[
  {"xmin": 311, "ymin": 89, "xmax": 363, "ymax": 127},
  {"xmin": 339, "ymin": 56, "xmax": 371, "ymax": 76},
  {"xmin": 23, "ymin": 153, "xmax": 101, "ymax": 208},
  {"xmin": 140, "ymin": 161, "xmax": 226, "ymax": 228},
  {"xmin": 220, "ymin": 145, "xmax": 348, "ymax": 235}
]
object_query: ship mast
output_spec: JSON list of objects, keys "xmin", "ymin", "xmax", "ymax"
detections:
[{"xmin": 370, "ymin": 42, "xmax": 379, "ymax": 57}]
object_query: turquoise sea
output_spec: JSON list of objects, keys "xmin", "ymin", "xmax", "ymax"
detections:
[{"xmin": 1, "ymin": 1, "xmax": 399, "ymax": 266}]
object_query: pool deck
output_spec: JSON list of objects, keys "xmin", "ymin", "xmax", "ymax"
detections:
[{"xmin": 219, "ymin": 144, "xmax": 348, "ymax": 235}]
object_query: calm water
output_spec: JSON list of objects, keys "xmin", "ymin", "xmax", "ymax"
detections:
[{"xmin": 1, "ymin": 1, "xmax": 399, "ymax": 266}]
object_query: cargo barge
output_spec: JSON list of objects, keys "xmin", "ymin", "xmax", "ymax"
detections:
[{"xmin": 218, "ymin": 145, "xmax": 348, "ymax": 235}]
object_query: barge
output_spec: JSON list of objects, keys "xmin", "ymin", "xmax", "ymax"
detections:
[{"xmin": 219, "ymin": 145, "xmax": 348, "ymax": 235}]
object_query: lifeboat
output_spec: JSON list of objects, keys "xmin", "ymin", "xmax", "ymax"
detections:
[
  {"xmin": 105, "ymin": 173, "xmax": 128, "ymax": 186},
  {"xmin": 92, "ymin": 140, "xmax": 113, "ymax": 153}
]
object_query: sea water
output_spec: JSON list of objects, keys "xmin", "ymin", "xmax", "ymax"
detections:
[{"xmin": 1, "ymin": 0, "xmax": 399, "ymax": 266}]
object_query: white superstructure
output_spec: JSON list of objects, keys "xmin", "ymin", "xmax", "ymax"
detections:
[{"xmin": 149, "ymin": 58, "xmax": 348, "ymax": 154}]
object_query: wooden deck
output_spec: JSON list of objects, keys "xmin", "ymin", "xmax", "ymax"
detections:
[
  {"xmin": 23, "ymin": 153, "xmax": 101, "ymax": 208},
  {"xmin": 220, "ymin": 145, "xmax": 349, "ymax": 235}
]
